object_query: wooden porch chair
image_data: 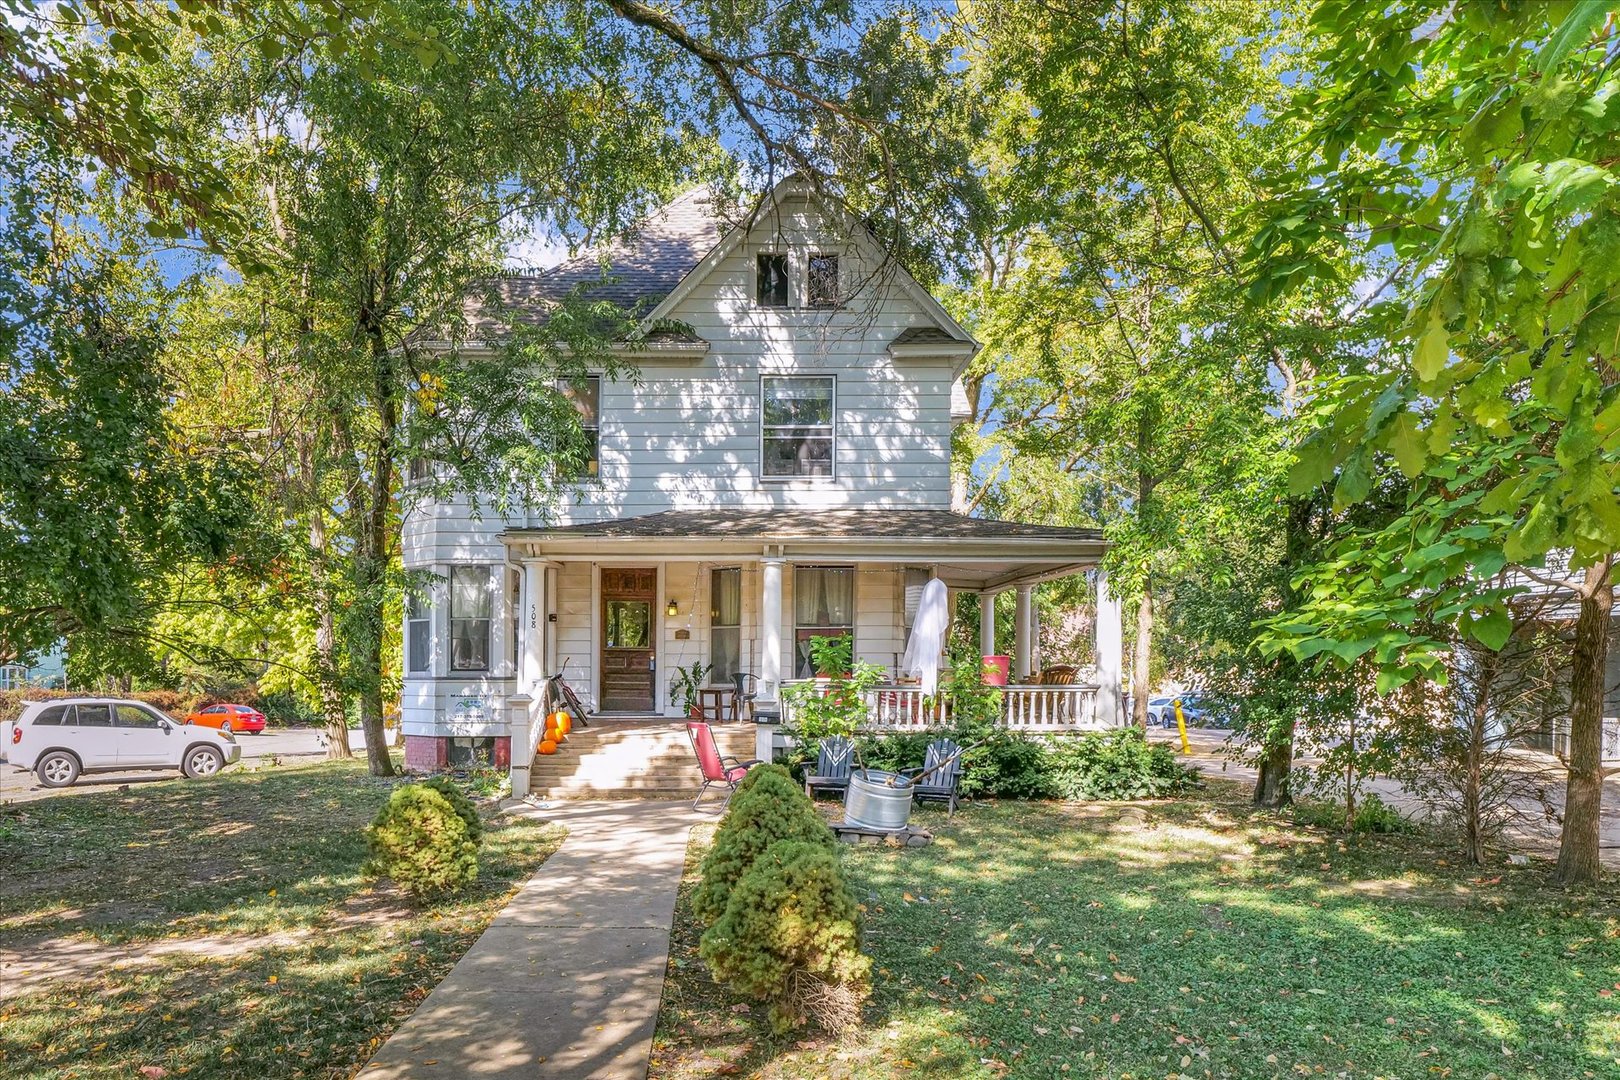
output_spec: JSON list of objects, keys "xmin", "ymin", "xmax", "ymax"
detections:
[
  {"xmin": 1036, "ymin": 665, "xmax": 1081, "ymax": 721},
  {"xmin": 686, "ymin": 722, "xmax": 761, "ymax": 810},
  {"xmin": 803, "ymin": 735, "xmax": 855, "ymax": 800},
  {"xmin": 905, "ymin": 737, "xmax": 963, "ymax": 816}
]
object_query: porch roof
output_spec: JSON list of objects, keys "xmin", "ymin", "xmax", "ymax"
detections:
[{"xmin": 501, "ymin": 508, "xmax": 1106, "ymax": 591}]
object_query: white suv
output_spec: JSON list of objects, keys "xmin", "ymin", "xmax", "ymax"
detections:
[{"xmin": 7, "ymin": 698, "xmax": 241, "ymax": 788}]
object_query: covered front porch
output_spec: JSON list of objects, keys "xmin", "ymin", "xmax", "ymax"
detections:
[{"xmin": 500, "ymin": 509, "xmax": 1122, "ymax": 794}]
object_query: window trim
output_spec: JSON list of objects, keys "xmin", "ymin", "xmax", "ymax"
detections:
[
  {"xmin": 449, "ymin": 565, "xmax": 492, "ymax": 673},
  {"xmin": 756, "ymin": 251, "xmax": 789, "ymax": 307},
  {"xmin": 806, "ymin": 251, "xmax": 841, "ymax": 309},
  {"xmin": 759, "ymin": 374, "xmax": 837, "ymax": 483}
]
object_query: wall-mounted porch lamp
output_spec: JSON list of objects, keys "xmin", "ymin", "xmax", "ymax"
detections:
[{"xmin": 666, "ymin": 599, "xmax": 679, "ymax": 617}]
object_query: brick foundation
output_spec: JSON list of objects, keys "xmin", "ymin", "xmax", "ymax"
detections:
[
  {"xmin": 404, "ymin": 735, "xmax": 448, "ymax": 772},
  {"xmin": 403, "ymin": 734, "xmax": 511, "ymax": 772}
]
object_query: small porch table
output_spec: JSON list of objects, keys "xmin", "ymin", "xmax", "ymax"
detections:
[{"xmin": 697, "ymin": 684, "xmax": 738, "ymax": 723}]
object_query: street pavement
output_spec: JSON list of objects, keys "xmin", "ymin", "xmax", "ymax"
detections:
[
  {"xmin": 0, "ymin": 726, "xmax": 330, "ymax": 805},
  {"xmin": 1150, "ymin": 724, "xmax": 1620, "ymax": 867}
]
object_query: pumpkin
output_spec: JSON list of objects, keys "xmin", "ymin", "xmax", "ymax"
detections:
[
  {"xmin": 557, "ymin": 714, "xmax": 572, "ymax": 735},
  {"xmin": 538, "ymin": 739, "xmax": 558, "ymax": 755},
  {"xmin": 547, "ymin": 711, "xmax": 565, "ymax": 726}
]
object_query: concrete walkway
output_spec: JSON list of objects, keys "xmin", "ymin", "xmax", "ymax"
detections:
[{"xmin": 363, "ymin": 799, "xmax": 705, "ymax": 1079}]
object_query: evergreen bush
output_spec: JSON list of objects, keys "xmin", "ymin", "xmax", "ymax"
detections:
[
  {"xmin": 364, "ymin": 782, "xmax": 481, "ymax": 898},
  {"xmin": 692, "ymin": 764, "xmax": 833, "ymax": 927},
  {"xmin": 420, "ymin": 774, "xmax": 484, "ymax": 844},
  {"xmin": 699, "ymin": 838, "xmax": 871, "ymax": 1033}
]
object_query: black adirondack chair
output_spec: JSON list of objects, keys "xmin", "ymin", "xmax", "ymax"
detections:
[
  {"xmin": 906, "ymin": 738, "xmax": 964, "ymax": 816},
  {"xmin": 804, "ymin": 735, "xmax": 855, "ymax": 800}
]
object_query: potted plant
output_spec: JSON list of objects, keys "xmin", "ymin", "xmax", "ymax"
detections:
[{"xmin": 669, "ymin": 660, "xmax": 713, "ymax": 719}]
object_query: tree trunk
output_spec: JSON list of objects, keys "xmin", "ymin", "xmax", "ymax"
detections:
[
  {"xmin": 1254, "ymin": 730, "xmax": 1293, "ymax": 807},
  {"xmin": 1463, "ymin": 647, "xmax": 1496, "ymax": 867},
  {"xmin": 1131, "ymin": 586, "xmax": 1152, "ymax": 729},
  {"xmin": 310, "ymin": 516, "xmax": 351, "ymax": 760},
  {"xmin": 1555, "ymin": 559, "xmax": 1611, "ymax": 885}
]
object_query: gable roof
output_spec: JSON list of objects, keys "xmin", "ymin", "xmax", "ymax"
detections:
[{"xmin": 469, "ymin": 179, "xmax": 976, "ymax": 358}]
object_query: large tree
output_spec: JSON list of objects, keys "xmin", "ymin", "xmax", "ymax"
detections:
[
  {"xmin": 956, "ymin": 0, "xmax": 1346, "ymax": 745},
  {"xmin": 1253, "ymin": 1, "xmax": 1620, "ymax": 881}
]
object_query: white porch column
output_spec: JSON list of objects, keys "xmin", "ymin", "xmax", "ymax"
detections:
[
  {"xmin": 760, "ymin": 557, "xmax": 784, "ymax": 703},
  {"xmin": 519, "ymin": 559, "xmax": 549, "ymax": 696},
  {"xmin": 1014, "ymin": 584, "xmax": 1033, "ymax": 682},
  {"xmin": 979, "ymin": 591, "xmax": 997, "ymax": 657},
  {"xmin": 1094, "ymin": 569, "xmax": 1123, "ymax": 726}
]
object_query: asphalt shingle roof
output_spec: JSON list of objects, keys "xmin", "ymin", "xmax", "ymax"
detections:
[
  {"xmin": 471, "ymin": 187, "xmax": 727, "ymax": 334},
  {"xmin": 507, "ymin": 508, "xmax": 1103, "ymax": 543}
]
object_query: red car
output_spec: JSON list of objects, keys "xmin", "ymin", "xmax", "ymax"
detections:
[{"xmin": 186, "ymin": 703, "xmax": 267, "ymax": 734}]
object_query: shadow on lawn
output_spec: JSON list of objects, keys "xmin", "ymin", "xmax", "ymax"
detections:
[
  {"xmin": 656, "ymin": 792, "xmax": 1620, "ymax": 1080},
  {"xmin": 0, "ymin": 762, "xmax": 568, "ymax": 1080}
]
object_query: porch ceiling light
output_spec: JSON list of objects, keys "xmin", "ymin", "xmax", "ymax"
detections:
[{"xmin": 666, "ymin": 600, "xmax": 679, "ymax": 617}]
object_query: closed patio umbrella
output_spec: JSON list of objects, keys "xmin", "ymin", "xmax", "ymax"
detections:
[{"xmin": 901, "ymin": 578, "xmax": 949, "ymax": 696}]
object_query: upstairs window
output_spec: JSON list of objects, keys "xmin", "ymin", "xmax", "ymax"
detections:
[
  {"xmin": 560, "ymin": 375, "xmax": 600, "ymax": 478},
  {"xmin": 807, "ymin": 253, "xmax": 840, "ymax": 307},
  {"xmin": 761, "ymin": 375, "xmax": 834, "ymax": 479},
  {"xmin": 756, "ymin": 253, "xmax": 788, "ymax": 307},
  {"xmin": 450, "ymin": 566, "xmax": 491, "ymax": 672}
]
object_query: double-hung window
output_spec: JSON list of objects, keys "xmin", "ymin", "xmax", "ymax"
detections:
[
  {"xmin": 762, "ymin": 375, "xmax": 834, "ymax": 479},
  {"xmin": 710, "ymin": 568, "xmax": 742, "ymax": 682},
  {"xmin": 406, "ymin": 591, "xmax": 431, "ymax": 674},
  {"xmin": 449, "ymin": 566, "xmax": 491, "ymax": 672},
  {"xmin": 793, "ymin": 566, "xmax": 854, "ymax": 678},
  {"xmin": 560, "ymin": 375, "xmax": 600, "ymax": 478}
]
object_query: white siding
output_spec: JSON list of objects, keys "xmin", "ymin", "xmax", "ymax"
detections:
[{"xmin": 403, "ymin": 197, "xmax": 965, "ymax": 732}]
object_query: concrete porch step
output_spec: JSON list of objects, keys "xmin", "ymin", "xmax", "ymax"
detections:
[{"xmin": 530, "ymin": 722, "xmax": 759, "ymax": 798}]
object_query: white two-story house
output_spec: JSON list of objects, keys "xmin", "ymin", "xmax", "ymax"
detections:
[{"xmin": 400, "ymin": 177, "xmax": 1125, "ymax": 774}]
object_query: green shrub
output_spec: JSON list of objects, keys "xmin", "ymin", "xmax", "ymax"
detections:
[
  {"xmin": 420, "ymin": 775, "xmax": 484, "ymax": 845},
  {"xmin": 1293, "ymin": 792, "xmax": 1415, "ymax": 834},
  {"xmin": 1044, "ymin": 729, "xmax": 1199, "ymax": 800},
  {"xmin": 693, "ymin": 764, "xmax": 834, "ymax": 927},
  {"xmin": 797, "ymin": 726, "xmax": 1197, "ymax": 803},
  {"xmin": 699, "ymin": 839, "xmax": 871, "ymax": 1033},
  {"xmin": 364, "ymin": 783, "xmax": 481, "ymax": 898}
]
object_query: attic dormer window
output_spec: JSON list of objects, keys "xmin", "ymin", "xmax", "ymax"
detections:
[
  {"xmin": 807, "ymin": 253, "xmax": 840, "ymax": 308},
  {"xmin": 756, "ymin": 253, "xmax": 788, "ymax": 307}
]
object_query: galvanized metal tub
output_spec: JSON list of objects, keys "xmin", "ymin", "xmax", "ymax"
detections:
[{"xmin": 843, "ymin": 769, "xmax": 915, "ymax": 831}]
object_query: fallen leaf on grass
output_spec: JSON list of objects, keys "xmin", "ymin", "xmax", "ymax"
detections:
[{"xmin": 1112, "ymin": 972, "xmax": 1136, "ymax": 983}]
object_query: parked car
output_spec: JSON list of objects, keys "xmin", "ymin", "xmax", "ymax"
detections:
[
  {"xmin": 8, "ymin": 697, "xmax": 241, "ymax": 788},
  {"xmin": 1146, "ymin": 694, "xmax": 1213, "ymax": 728},
  {"xmin": 185, "ymin": 702, "xmax": 267, "ymax": 734}
]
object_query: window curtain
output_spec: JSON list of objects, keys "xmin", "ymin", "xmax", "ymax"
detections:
[{"xmin": 795, "ymin": 566, "xmax": 853, "ymax": 627}]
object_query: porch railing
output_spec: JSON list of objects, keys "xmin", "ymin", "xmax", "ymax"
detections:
[{"xmin": 779, "ymin": 680, "xmax": 1108, "ymax": 733}]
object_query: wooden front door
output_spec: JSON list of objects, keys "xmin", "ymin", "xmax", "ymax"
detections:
[{"xmin": 600, "ymin": 567, "xmax": 657, "ymax": 712}]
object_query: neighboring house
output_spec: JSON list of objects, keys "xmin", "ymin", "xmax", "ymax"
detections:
[
  {"xmin": 400, "ymin": 177, "xmax": 1125, "ymax": 773},
  {"xmin": 0, "ymin": 643, "xmax": 66, "ymax": 691}
]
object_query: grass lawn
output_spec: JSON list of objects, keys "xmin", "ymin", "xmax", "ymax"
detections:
[
  {"xmin": 0, "ymin": 760, "xmax": 564, "ymax": 1080},
  {"xmin": 652, "ymin": 784, "xmax": 1620, "ymax": 1080}
]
